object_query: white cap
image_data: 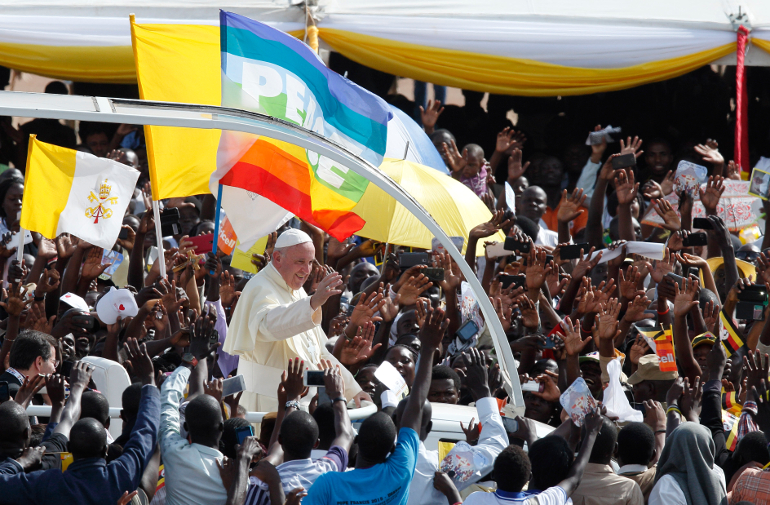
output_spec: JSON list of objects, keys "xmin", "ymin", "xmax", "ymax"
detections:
[
  {"xmin": 61, "ymin": 292, "xmax": 89, "ymax": 312},
  {"xmin": 274, "ymin": 228, "xmax": 313, "ymax": 249},
  {"xmin": 96, "ymin": 287, "xmax": 139, "ymax": 324}
]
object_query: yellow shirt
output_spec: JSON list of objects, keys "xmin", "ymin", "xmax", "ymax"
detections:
[{"xmin": 224, "ymin": 262, "xmax": 361, "ymax": 411}]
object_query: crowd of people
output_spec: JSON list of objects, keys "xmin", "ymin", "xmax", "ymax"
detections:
[{"xmin": 0, "ymin": 72, "xmax": 769, "ymax": 505}]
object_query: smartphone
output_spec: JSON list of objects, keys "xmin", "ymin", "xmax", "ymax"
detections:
[
  {"xmin": 118, "ymin": 228, "xmax": 130, "ymax": 240},
  {"xmin": 538, "ymin": 335, "xmax": 557, "ymax": 350},
  {"xmin": 209, "ymin": 329, "xmax": 219, "ymax": 345},
  {"xmin": 736, "ymin": 285, "xmax": 768, "ymax": 320},
  {"xmin": 521, "ymin": 381, "xmax": 544, "ymax": 393},
  {"xmin": 693, "ymin": 217, "xmax": 713, "ymax": 230},
  {"xmin": 160, "ymin": 207, "xmax": 181, "ymax": 236},
  {"xmin": 423, "ymin": 267, "xmax": 445, "ymax": 283},
  {"xmin": 612, "ymin": 153, "xmax": 637, "ymax": 169},
  {"xmin": 560, "ymin": 243, "xmax": 590, "ymax": 260},
  {"xmin": 234, "ymin": 425, "xmax": 254, "ymax": 446},
  {"xmin": 665, "ymin": 272, "xmax": 685, "ymax": 290},
  {"xmin": 682, "ymin": 232, "xmax": 708, "ymax": 247},
  {"xmin": 72, "ymin": 314, "xmax": 99, "ymax": 331},
  {"xmin": 304, "ymin": 370, "xmax": 326, "ymax": 387},
  {"xmin": 456, "ymin": 320, "xmax": 480, "ymax": 342},
  {"xmin": 222, "ymin": 375, "xmax": 247, "ymax": 398},
  {"xmin": 501, "ymin": 416, "xmax": 518, "ymax": 433},
  {"xmin": 187, "ymin": 234, "xmax": 214, "ymax": 255},
  {"xmin": 499, "ymin": 274, "xmax": 526, "ymax": 290},
  {"xmin": 504, "ymin": 237, "xmax": 530, "ymax": 253},
  {"xmin": 398, "ymin": 252, "xmax": 431, "ymax": 269},
  {"xmin": 0, "ymin": 381, "xmax": 9, "ymax": 403}
]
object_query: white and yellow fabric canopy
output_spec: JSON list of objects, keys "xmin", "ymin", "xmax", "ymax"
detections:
[{"xmin": 5, "ymin": 0, "xmax": 770, "ymax": 93}]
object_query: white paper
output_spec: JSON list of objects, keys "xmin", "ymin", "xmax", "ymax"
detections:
[
  {"xmin": 585, "ymin": 125, "xmax": 621, "ymax": 145},
  {"xmin": 588, "ymin": 241, "xmax": 665, "ymax": 264},
  {"xmin": 375, "ymin": 360, "xmax": 409, "ymax": 400},
  {"xmin": 505, "ymin": 180, "xmax": 516, "ymax": 214}
]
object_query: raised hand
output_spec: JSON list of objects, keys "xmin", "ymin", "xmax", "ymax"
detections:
[
  {"xmin": 525, "ymin": 245, "xmax": 552, "ymax": 294},
  {"xmin": 556, "ymin": 188, "xmax": 587, "ymax": 224},
  {"xmin": 725, "ymin": 160, "xmax": 741, "ymax": 181},
  {"xmin": 497, "ymin": 127, "xmax": 526, "ymax": 155},
  {"xmin": 694, "ymin": 140, "xmax": 724, "ymax": 166},
  {"xmin": 650, "ymin": 248, "xmax": 675, "ymax": 284},
  {"xmin": 81, "ymin": 247, "xmax": 110, "ymax": 281},
  {"xmin": 0, "ymin": 282, "xmax": 32, "ymax": 317},
  {"xmin": 619, "ymin": 136, "xmax": 643, "ymax": 156},
  {"xmin": 35, "ymin": 268, "xmax": 61, "ymax": 296},
  {"xmin": 419, "ymin": 99, "xmax": 444, "ymax": 132},
  {"xmin": 55, "ymin": 233, "xmax": 79, "ymax": 259},
  {"xmin": 219, "ymin": 270, "xmax": 238, "ymax": 308},
  {"xmin": 698, "ymin": 175, "xmax": 725, "ymax": 215},
  {"xmin": 117, "ymin": 225, "xmax": 136, "ymax": 251},
  {"xmin": 470, "ymin": 210, "xmax": 514, "ymax": 240},
  {"xmin": 204, "ymin": 378, "xmax": 224, "ymax": 403},
  {"xmin": 593, "ymin": 299, "xmax": 621, "ymax": 344},
  {"xmin": 679, "ymin": 376, "xmax": 703, "ymax": 422},
  {"xmin": 507, "ymin": 147, "xmax": 530, "ymax": 181},
  {"xmin": 463, "ymin": 347, "xmax": 491, "ymax": 400},
  {"xmin": 629, "ymin": 335, "xmax": 650, "ymax": 364},
  {"xmin": 460, "ymin": 417, "xmax": 480, "ymax": 443},
  {"xmin": 397, "ymin": 274, "xmax": 433, "ymax": 306},
  {"xmin": 514, "ymin": 294, "xmax": 539, "ymax": 330},
  {"xmin": 125, "ymin": 338, "xmax": 155, "ymax": 386},
  {"xmin": 673, "ymin": 276, "xmax": 700, "ymax": 317},
  {"xmin": 491, "ymin": 296, "xmax": 514, "ymax": 332},
  {"xmin": 619, "ymin": 265, "xmax": 642, "ymax": 300},
  {"xmin": 36, "ymin": 238, "xmax": 58, "ymax": 260},
  {"xmin": 13, "ymin": 374, "xmax": 47, "ymax": 408},
  {"xmin": 323, "ymin": 364, "xmax": 346, "ymax": 400},
  {"xmin": 419, "ymin": 305, "xmax": 450, "ymax": 351},
  {"xmin": 70, "ymin": 361, "xmax": 95, "ymax": 391},
  {"xmin": 572, "ymin": 246, "xmax": 602, "ymax": 279},
  {"xmin": 309, "ymin": 271, "xmax": 344, "ymax": 310},
  {"xmin": 349, "ymin": 291, "xmax": 386, "ymax": 328},
  {"xmin": 441, "ymin": 139, "xmax": 466, "ymax": 174},
  {"xmin": 561, "ymin": 317, "xmax": 592, "ymax": 356},
  {"xmin": 660, "ymin": 170, "xmax": 676, "ymax": 196},
  {"xmin": 623, "ymin": 293, "xmax": 650, "ymax": 323},
  {"xmin": 651, "ymin": 199, "xmax": 681, "ymax": 231},
  {"xmin": 279, "ymin": 357, "xmax": 307, "ymax": 402},
  {"xmin": 339, "ymin": 322, "xmax": 381, "ymax": 365}
]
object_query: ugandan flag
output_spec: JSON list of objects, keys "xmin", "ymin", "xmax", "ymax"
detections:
[
  {"xmin": 719, "ymin": 310, "xmax": 745, "ymax": 357},
  {"xmin": 723, "ymin": 410, "xmax": 740, "ymax": 451},
  {"xmin": 722, "ymin": 390, "xmax": 742, "ymax": 416}
]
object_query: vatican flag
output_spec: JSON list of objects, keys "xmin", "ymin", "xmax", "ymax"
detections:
[{"xmin": 20, "ymin": 136, "xmax": 140, "ymax": 250}]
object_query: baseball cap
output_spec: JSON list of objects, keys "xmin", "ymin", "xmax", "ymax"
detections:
[
  {"xmin": 60, "ymin": 292, "xmax": 89, "ymax": 312},
  {"xmin": 95, "ymin": 287, "xmax": 139, "ymax": 324},
  {"xmin": 627, "ymin": 354, "xmax": 678, "ymax": 385},
  {"xmin": 692, "ymin": 332, "xmax": 717, "ymax": 350}
]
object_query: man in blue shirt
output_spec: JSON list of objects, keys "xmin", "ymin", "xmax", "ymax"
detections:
[
  {"xmin": 304, "ymin": 306, "xmax": 449, "ymax": 505},
  {"xmin": 0, "ymin": 339, "xmax": 160, "ymax": 505}
]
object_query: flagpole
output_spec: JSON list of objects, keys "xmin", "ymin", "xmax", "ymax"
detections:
[
  {"xmin": 210, "ymin": 184, "xmax": 224, "ymax": 275},
  {"xmin": 151, "ymin": 199, "xmax": 166, "ymax": 279}
]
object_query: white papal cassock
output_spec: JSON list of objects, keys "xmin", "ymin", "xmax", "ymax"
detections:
[{"xmin": 223, "ymin": 262, "xmax": 362, "ymax": 412}]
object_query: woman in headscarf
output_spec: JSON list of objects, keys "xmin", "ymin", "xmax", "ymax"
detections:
[{"xmin": 649, "ymin": 422, "xmax": 727, "ymax": 505}]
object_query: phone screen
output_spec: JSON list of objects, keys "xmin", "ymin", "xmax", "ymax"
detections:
[
  {"xmin": 235, "ymin": 425, "xmax": 254, "ymax": 445},
  {"xmin": 304, "ymin": 370, "xmax": 326, "ymax": 387},
  {"xmin": 456, "ymin": 320, "xmax": 479, "ymax": 342}
]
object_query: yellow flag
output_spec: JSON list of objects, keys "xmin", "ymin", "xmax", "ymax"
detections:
[
  {"xmin": 129, "ymin": 19, "xmax": 306, "ymax": 201},
  {"xmin": 130, "ymin": 19, "xmax": 221, "ymax": 200}
]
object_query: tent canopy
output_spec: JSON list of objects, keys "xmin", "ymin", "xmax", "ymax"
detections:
[{"xmin": 3, "ymin": 0, "xmax": 770, "ymax": 93}]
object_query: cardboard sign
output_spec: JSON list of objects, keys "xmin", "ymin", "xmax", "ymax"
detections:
[{"xmin": 230, "ymin": 235, "xmax": 269, "ymax": 274}]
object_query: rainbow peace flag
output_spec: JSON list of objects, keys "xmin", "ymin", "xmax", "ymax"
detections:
[{"xmin": 213, "ymin": 10, "xmax": 391, "ymax": 240}]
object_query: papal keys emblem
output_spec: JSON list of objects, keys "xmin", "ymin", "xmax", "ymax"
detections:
[{"xmin": 85, "ymin": 179, "xmax": 119, "ymax": 223}]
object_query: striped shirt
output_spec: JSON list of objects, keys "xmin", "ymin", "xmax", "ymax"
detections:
[{"xmin": 245, "ymin": 446, "xmax": 347, "ymax": 505}]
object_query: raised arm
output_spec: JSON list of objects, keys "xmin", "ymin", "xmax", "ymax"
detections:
[
  {"xmin": 672, "ymin": 277, "xmax": 702, "ymax": 382},
  {"xmin": 53, "ymin": 361, "xmax": 94, "ymax": 438},
  {"xmin": 324, "ymin": 365, "xmax": 355, "ymax": 451},
  {"xmin": 402, "ymin": 306, "xmax": 449, "ymax": 433},
  {"xmin": 556, "ymin": 408, "xmax": 603, "ymax": 496}
]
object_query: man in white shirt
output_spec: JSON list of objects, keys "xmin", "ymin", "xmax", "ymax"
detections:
[
  {"xmin": 223, "ymin": 228, "xmax": 370, "ymax": 412},
  {"xmin": 404, "ymin": 348, "xmax": 508, "ymax": 505},
  {"xmin": 160, "ymin": 313, "xmax": 228, "ymax": 505}
]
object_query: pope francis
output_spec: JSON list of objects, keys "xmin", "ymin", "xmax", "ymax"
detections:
[{"xmin": 223, "ymin": 228, "xmax": 370, "ymax": 412}]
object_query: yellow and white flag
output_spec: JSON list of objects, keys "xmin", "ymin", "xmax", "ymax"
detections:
[{"xmin": 21, "ymin": 136, "xmax": 140, "ymax": 250}]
